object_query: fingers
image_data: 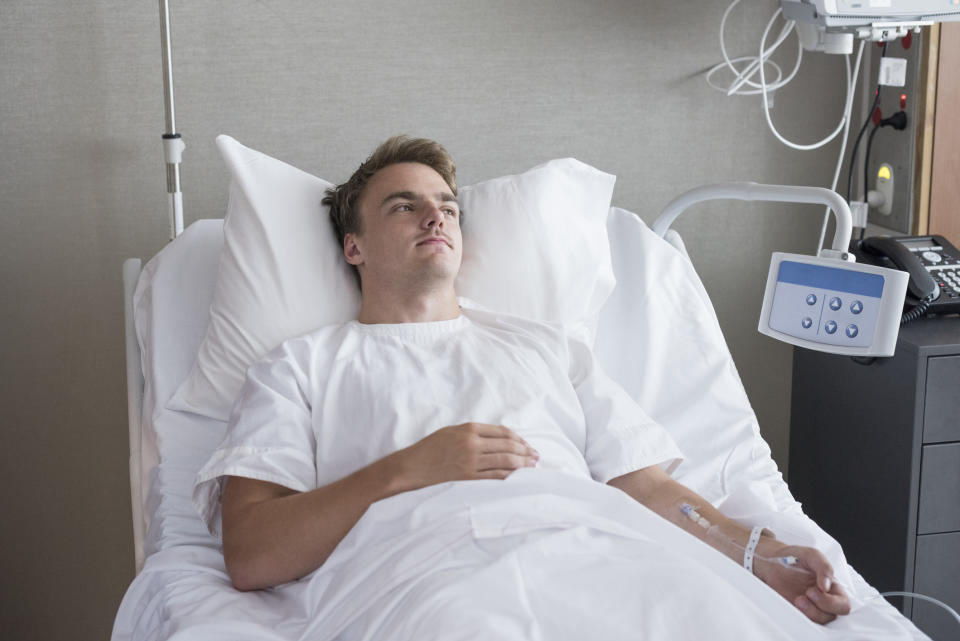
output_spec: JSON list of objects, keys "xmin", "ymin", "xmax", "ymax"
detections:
[
  {"xmin": 769, "ymin": 547, "xmax": 850, "ymax": 625},
  {"xmin": 797, "ymin": 549, "xmax": 835, "ymax": 593},
  {"xmin": 480, "ymin": 436, "xmax": 538, "ymax": 458},
  {"xmin": 796, "ymin": 581, "xmax": 851, "ymax": 624},
  {"xmin": 795, "ymin": 595, "xmax": 836, "ymax": 624},
  {"xmin": 471, "ymin": 423, "xmax": 527, "ymax": 443},
  {"xmin": 443, "ymin": 423, "xmax": 539, "ymax": 480},
  {"xmin": 477, "ymin": 452, "xmax": 538, "ymax": 472},
  {"xmin": 473, "ymin": 469, "xmax": 514, "ymax": 480},
  {"xmin": 806, "ymin": 582, "xmax": 851, "ymax": 616},
  {"xmin": 467, "ymin": 423, "xmax": 539, "ymax": 457}
]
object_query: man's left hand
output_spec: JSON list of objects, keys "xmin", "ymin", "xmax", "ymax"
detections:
[{"xmin": 754, "ymin": 542, "xmax": 852, "ymax": 624}]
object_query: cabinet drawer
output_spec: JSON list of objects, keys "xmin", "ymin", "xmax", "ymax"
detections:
[
  {"xmin": 913, "ymin": 532, "xmax": 960, "ymax": 641},
  {"xmin": 924, "ymin": 355, "xmax": 960, "ymax": 443},
  {"xmin": 918, "ymin": 443, "xmax": 960, "ymax": 534}
]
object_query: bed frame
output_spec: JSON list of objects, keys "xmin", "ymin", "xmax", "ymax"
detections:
[{"xmin": 123, "ymin": 258, "xmax": 146, "ymax": 573}]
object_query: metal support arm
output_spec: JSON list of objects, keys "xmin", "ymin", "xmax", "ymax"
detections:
[{"xmin": 651, "ymin": 182, "xmax": 853, "ymax": 256}]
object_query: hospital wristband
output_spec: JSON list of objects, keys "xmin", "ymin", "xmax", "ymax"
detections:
[{"xmin": 743, "ymin": 525, "xmax": 765, "ymax": 575}]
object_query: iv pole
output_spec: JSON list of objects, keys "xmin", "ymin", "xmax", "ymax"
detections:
[{"xmin": 159, "ymin": 0, "xmax": 185, "ymax": 239}]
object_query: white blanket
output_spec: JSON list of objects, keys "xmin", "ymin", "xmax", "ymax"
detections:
[
  {"xmin": 117, "ymin": 215, "xmax": 929, "ymax": 640},
  {"xmin": 114, "ymin": 469, "xmax": 921, "ymax": 641}
]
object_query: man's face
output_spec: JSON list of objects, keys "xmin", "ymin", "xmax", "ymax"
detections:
[{"xmin": 345, "ymin": 162, "xmax": 462, "ymax": 291}]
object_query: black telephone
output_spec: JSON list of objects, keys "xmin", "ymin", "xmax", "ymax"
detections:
[{"xmin": 851, "ymin": 234, "xmax": 960, "ymax": 321}]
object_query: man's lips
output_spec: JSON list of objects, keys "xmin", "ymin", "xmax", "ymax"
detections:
[{"xmin": 417, "ymin": 237, "xmax": 451, "ymax": 248}]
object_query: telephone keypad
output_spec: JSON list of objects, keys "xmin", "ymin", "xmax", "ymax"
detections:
[
  {"xmin": 930, "ymin": 266, "xmax": 960, "ymax": 296},
  {"xmin": 892, "ymin": 235, "xmax": 960, "ymax": 313}
]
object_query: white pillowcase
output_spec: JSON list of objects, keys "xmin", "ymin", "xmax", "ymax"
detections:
[
  {"xmin": 456, "ymin": 159, "xmax": 616, "ymax": 340},
  {"xmin": 166, "ymin": 136, "xmax": 361, "ymax": 419},
  {"xmin": 168, "ymin": 135, "xmax": 616, "ymax": 421}
]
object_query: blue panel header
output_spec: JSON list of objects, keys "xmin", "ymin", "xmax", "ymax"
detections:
[{"xmin": 777, "ymin": 260, "xmax": 884, "ymax": 298}]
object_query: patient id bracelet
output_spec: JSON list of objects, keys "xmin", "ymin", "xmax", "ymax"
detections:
[{"xmin": 743, "ymin": 525, "xmax": 766, "ymax": 575}]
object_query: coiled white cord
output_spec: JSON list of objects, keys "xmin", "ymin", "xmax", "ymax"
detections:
[
  {"xmin": 706, "ymin": 0, "xmax": 803, "ymax": 97},
  {"xmin": 707, "ymin": 1, "xmax": 868, "ymax": 253},
  {"xmin": 707, "ymin": 1, "xmax": 860, "ymax": 151},
  {"xmin": 758, "ymin": 8, "xmax": 856, "ymax": 151}
]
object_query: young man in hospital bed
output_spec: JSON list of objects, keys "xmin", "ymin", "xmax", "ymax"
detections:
[{"xmin": 195, "ymin": 136, "xmax": 851, "ymax": 638}]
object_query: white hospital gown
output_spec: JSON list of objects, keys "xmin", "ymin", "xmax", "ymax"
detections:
[
  {"xmin": 189, "ymin": 304, "xmax": 847, "ymax": 641},
  {"xmin": 194, "ymin": 302, "xmax": 683, "ymax": 535}
]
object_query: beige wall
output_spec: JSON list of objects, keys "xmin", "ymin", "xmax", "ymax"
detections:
[
  {"xmin": 929, "ymin": 23, "xmax": 960, "ymax": 240},
  {"xmin": 1, "ymin": 1, "xmax": 856, "ymax": 638}
]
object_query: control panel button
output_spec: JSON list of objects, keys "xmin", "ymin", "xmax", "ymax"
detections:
[
  {"xmin": 806, "ymin": 294, "xmax": 817, "ymax": 305},
  {"xmin": 825, "ymin": 320, "xmax": 838, "ymax": 334},
  {"xmin": 829, "ymin": 297, "xmax": 842, "ymax": 311},
  {"xmin": 923, "ymin": 251, "xmax": 942, "ymax": 263},
  {"xmin": 801, "ymin": 317, "xmax": 813, "ymax": 329},
  {"xmin": 850, "ymin": 300, "xmax": 863, "ymax": 314},
  {"xmin": 845, "ymin": 324, "xmax": 859, "ymax": 338}
]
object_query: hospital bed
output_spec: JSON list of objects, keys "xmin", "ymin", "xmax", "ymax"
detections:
[{"xmin": 112, "ymin": 138, "xmax": 931, "ymax": 640}]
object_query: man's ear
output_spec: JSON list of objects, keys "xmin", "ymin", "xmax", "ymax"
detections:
[{"xmin": 343, "ymin": 233, "xmax": 364, "ymax": 266}]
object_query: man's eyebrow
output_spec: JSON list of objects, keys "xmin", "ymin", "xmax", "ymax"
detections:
[
  {"xmin": 381, "ymin": 191, "xmax": 417, "ymax": 206},
  {"xmin": 381, "ymin": 191, "xmax": 460, "ymax": 206}
]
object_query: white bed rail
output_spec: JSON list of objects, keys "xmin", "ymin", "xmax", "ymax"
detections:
[{"xmin": 123, "ymin": 258, "xmax": 146, "ymax": 574}]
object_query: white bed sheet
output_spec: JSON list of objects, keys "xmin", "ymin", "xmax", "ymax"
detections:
[
  {"xmin": 114, "ymin": 212, "xmax": 929, "ymax": 640},
  {"xmin": 116, "ymin": 470, "xmax": 923, "ymax": 641}
]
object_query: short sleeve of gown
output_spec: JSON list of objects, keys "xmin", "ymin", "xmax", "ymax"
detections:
[
  {"xmin": 193, "ymin": 336, "xmax": 318, "ymax": 537},
  {"xmin": 567, "ymin": 333, "xmax": 684, "ymax": 484}
]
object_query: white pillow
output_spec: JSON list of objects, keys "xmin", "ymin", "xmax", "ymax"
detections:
[
  {"xmin": 456, "ymin": 159, "xmax": 616, "ymax": 340},
  {"xmin": 167, "ymin": 136, "xmax": 361, "ymax": 420},
  {"xmin": 168, "ymin": 135, "xmax": 616, "ymax": 421}
]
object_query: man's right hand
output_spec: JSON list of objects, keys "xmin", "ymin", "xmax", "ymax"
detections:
[{"xmin": 389, "ymin": 422, "xmax": 539, "ymax": 493}]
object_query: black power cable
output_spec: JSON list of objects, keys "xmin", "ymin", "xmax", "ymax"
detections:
[
  {"xmin": 846, "ymin": 42, "xmax": 888, "ymax": 205},
  {"xmin": 846, "ymin": 91, "xmax": 882, "ymax": 203}
]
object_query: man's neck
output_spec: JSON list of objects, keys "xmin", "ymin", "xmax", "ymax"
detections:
[{"xmin": 356, "ymin": 285, "xmax": 461, "ymax": 324}]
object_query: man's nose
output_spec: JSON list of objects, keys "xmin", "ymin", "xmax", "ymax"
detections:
[{"xmin": 422, "ymin": 202, "xmax": 444, "ymax": 228}]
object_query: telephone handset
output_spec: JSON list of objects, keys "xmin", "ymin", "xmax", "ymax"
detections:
[
  {"xmin": 852, "ymin": 234, "xmax": 960, "ymax": 321},
  {"xmin": 859, "ymin": 238, "xmax": 939, "ymax": 301}
]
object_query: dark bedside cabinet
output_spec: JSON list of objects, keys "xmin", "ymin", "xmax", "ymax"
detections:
[{"xmin": 789, "ymin": 316, "xmax": 960, "ymax": 640}]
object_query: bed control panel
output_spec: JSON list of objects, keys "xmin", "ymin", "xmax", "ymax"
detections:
[{"xmin": 758, "ymin": 253, "xmax": 909, "ymax": 357}]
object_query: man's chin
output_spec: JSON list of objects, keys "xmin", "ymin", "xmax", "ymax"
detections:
[{"xmin": 409, "ymin": 263, "xmax": 460, "ymax": 289}]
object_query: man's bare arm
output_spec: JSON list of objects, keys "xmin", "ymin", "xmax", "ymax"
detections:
[
  {"xmin": 221, "ymin": 422, "xmax": 538, "ymax": 591},
  {"xmin": 608, "ymin": 466, "xmax": 851, "ymax": 624}
]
